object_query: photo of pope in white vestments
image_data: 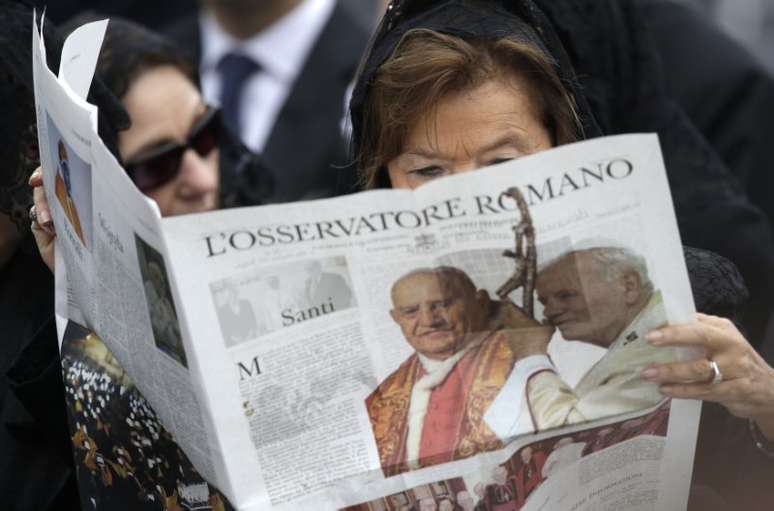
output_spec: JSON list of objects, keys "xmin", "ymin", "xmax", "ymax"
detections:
[{"xmin": 522, "ymin": 246, "xmax": 677, "ymax": 430}]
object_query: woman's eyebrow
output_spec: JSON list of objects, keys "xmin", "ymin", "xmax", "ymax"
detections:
[
  {"xmin": 130, "ymin": 102, "xmax": 208, "ymax": 157},
  {"xmin": 394, "ymin": 150, "xmax": 452, "ymax": 167},
  {"xmin": 478, "ymin": 132, "xmax": 529, "ymax": 154}
]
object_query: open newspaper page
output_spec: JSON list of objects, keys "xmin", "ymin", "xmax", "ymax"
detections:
[
  {"xmin": 163, "ymin": 135, "xmax": 701, "ymax": 510},
  {"xmin": 35, "ymin": 19, "xmax": 701, "ymax": 511},
  {"xmin": 32, "ymin": 18, "xmax": 233, "ymax": 505}
]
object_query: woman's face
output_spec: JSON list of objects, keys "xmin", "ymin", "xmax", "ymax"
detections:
[
  {"xmin": 387, "ymin": 76, "xmax": 552, "ymax": 189},
  {"xmin": 119, "ymin": 65, "xmax": 219, "ymax": 217}
]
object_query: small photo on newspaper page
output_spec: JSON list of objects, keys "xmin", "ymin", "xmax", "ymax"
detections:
[
  {"xmin": 344, "ymin": 402, "xmax": 670, "ymax": 511},
  {"xmin": 45, "ymin": 113, "xmax": 92, "ymax": 249},
  {"xmin": 341, "ymin": 478, "xmax": 468, "ymax": 511},
  {"xmin": 58, "ymin": 321, "xmax": 230, "ymax": 510},
  {"xmin": 362, "ymin": 188, "xmax": 677, "ymax": 479},
  {"xmin": 135, "ymin": 233, "xmax": 187, "ymax": 367},
  {"xmin": 210, "ymin": 255, "xmax": 356, "ymax": 347}
]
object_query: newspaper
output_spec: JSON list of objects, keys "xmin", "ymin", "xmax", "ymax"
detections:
[{"xmin": 33, "ymin": 19, "xmax": 702, "ymax": 511}]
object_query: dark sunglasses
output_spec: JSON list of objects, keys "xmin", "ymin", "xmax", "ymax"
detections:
[{"xmin": 125, "ymin": 106, "xmax": 221, "ymax": 192}]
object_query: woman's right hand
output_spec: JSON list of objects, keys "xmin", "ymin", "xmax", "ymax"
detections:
[{"xmin": 29, "ymin": 167, "xmax": 56, "ymax": 272}]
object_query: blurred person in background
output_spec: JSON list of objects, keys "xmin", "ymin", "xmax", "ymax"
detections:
[{"xmin": 164, "ymin": 0, "xmax": 371, "ymax": 202}]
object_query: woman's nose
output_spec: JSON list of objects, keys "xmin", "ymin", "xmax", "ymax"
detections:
[{"xmin": 178, "ymin": 148, "xmax": 218, "ymax": 197}]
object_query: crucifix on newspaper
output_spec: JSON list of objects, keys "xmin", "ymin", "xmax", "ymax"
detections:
[{"xmin": 496, "ymin": 187, "xmax": 538, "ymax": 320}]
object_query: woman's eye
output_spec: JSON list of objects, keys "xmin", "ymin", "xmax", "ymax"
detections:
[
  {"xmin": 409, "ymin": 166, "xmax": 447, "ymax": 179},
  {"xmin": 487, "ymin": 157, "xmax": 515, "ymax": 166}
]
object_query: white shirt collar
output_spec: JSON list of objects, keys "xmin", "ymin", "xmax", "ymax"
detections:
[{"xmin": 199, "ymin": 0, "xmax": 335, "ymax": 84}]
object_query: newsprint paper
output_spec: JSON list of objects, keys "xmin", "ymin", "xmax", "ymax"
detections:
[{"xmin": 34, "ymin": 19, "xmax": 702, "ymax": 511}]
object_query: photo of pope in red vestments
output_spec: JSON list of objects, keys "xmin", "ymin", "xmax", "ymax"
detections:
[{"xmin": 365, "ymin": 266, "xmax": 552, "ymax": 477}]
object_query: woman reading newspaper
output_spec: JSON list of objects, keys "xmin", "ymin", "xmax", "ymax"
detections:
[
  {"xmin": 28, "ymin": 2, "xmax": 774, "ymax": 510},
  {"xmin": 347, "ymin": 0, "xmax": 774, "ymax": 508}
]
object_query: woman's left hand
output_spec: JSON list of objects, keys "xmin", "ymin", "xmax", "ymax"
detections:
[{"xmin": 641, "ymin": 313, "xmax": 774, "ymax": 440}]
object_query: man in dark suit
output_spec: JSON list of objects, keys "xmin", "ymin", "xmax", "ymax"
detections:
[{"xmin": 164, "ymin": 0, "xmax": 371, "ymax": 202}]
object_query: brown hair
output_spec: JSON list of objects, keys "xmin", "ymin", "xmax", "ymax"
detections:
[{"xmin": 358, "ymin": 29, "xmax": 581, "ymax": 188}]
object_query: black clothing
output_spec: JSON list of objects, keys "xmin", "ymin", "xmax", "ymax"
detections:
[
  {"xmin": 686, "ymin": 248, "xmax": 774, "ymax": 510},
  {"xmin": 640, "ymin": 0, "xmax": 774, "ymax": 237},
  {"xmin": 0, "ymin": 246, "xmax": 79, "ymax": 510},
  {"xmin": 218, "ymin": 126, "xmax": 276, "ymax": 208},
  {"xmin": 692, "ymin": 403, "xmax": 774, "ymax": 511},
  {"xmin": 164, "ymin": 0, "xmax": 371, "ymax": 202},
  {"xmin": 0, "ymin": 243, "xmax": 54, "ymax": 401},
  {"xmin": 25, "ymin": 0, "xmax": 197, "ymax": 32},
  {"xmin": 639, "ymin": 0, "xmax": 774, "ymax": 353}
]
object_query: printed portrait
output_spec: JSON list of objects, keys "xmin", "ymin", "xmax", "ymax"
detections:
[
  {"xmin": 365, "ymin": 265, "xmax": 551, "ymax": 477},
  {"xmin": 523, "ymin": 244, "xmax": 677, "ymax": 431},
  {"xmin": 135, "ymin": 234, "xmax": 187, "ymax": 367},
  {"xmin": 46, "ymin": 114, "xmax": 92, "ymax": 248}
]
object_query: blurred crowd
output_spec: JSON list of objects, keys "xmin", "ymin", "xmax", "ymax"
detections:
[{"xmin": 2, "ymin": 0, "xmax": 774, "ymax": 510}]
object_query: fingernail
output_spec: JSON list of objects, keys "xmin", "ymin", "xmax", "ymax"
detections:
[
  {"xmin": 646, "ymin": 330, "xmax": 663, "ymax": 343},
  {"xmin": 28, "ymin": 169, "xmax": 40, "ymax": 184},
  {"xmin": 641, "ymin": 368, "xmax": 659, "ymax": 380}
]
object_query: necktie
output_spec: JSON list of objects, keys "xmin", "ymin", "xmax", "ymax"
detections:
[{"xmin": 217, "ymin": 52, "xmax": 260, "ymax": 137}]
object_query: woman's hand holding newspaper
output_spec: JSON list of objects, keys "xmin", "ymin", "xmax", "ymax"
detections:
[{"xmin": 643, "ymin": 313, "xmax": 774, "ymax": 442}]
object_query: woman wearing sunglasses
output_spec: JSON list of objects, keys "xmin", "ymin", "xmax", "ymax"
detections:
[
  {"xmin": 349, "ymin": 0, "xmax": 774, "ymax": 508},
  {"xmin": 30, "ymin": 17, "xmax": 276, "ymax": 269}
]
